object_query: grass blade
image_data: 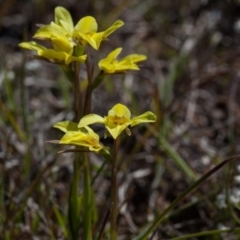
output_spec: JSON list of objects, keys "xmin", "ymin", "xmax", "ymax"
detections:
[
  {"xmin": 159, "ymin": 137, "xmax": 197, "ymax": 182},
  {"xmin": 133, "ymin": 155, "xmax": 240, "ymax": 240},
  {"xmin": 168, "ymin": 228, "xmax": 240, "ymax": 240}
]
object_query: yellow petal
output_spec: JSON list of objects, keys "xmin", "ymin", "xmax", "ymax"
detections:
[
  {"xmin": 65, "ymin": 54, "xmax": 87, "ymax": 65},
  {"xmin": 106, "ymin": 123, "xmax": 130, "ymax": 139},
  {"xmin": 59, "ymin": 129, "xmax": 103, "ymax": 152},
  {"xmin": 40, "ymin": 49, "xmax": 67, "ymax": 62},
  {"xmin": 33, "ymin": 25, "xmax": 62, "ymax": 40},
  {"xmin": 98, "ymin": 48, "xmax": 122, "ymax": 72},
  {"xmin": 106, "ymin": 48, "xmax": 122, "ymax": 62},
  {"xmin": 91, "ymin": 32, "xmax": 104, "ymax": 50},
  {"xmin": 98, "ymin": 60, "xmax": 116, "ymax": 73},
  {"xmin": 102, "ymin": 20, "xmax": 124, "ymax": 39},
  {"xmin": 39, "ymin": 49, "xmax": 86, "ymax": 65},
  {"xmin": 19, "ymin": 41, "xmax": 46, "ymax": 54},
  {"xmin": 75, "ymin": 16, "xmax": 98, "ymax": 33},
  {"xmin": 115, "ymin": 60, "xmax": 139, "ymax": 71},
  {"xmin": 108, "ymin": 103, "xmax": 131, "ymax": 119},
  {"xmin": 120, "ymin": 54, "xmax": 147, "ymax": 63},
  {"xmin": 50, "ymin": 22, "xmax": 71, "ymax": 36},
  {"xmin": 84, "ymin": 126, "xmax": 100, "ymax": 141},
  {"xmin": 78, "ymin": 114, "xmax": 105, "ymax": 128},
  {"xmin": 51, "ymin": 36, "xmax": 72, "ymax": 53},
  {"xmin": 54, "ymin": 121, "xmax": 78, "ymax": 132},
  {"xmin": 98, "ymin": 49, "xmax": 145, "ymax": 73},
  {"xmin": 131, "ymin": 112, "xmax": 157, "ymax": 127},
  {"xmin": 60, "ymin": 131, "xmax": 84, "ymax": 144},
  {"xmin": 54, "ymin": 6, "xmax": 74, "ymax": 32},
  {"xmin": 74, "ymin": 31, "xmax": 98, "ymax": 49}
]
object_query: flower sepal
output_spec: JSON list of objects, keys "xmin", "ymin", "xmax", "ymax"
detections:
[
  {"xmin": 52, "ymin": 121, "xmax": 104, "ymax": 153},
  {"xmin": 98, "ymin": 48, "xmax": 147, "ymax": 74}
]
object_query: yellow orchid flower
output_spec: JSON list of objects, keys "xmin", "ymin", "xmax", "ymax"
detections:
[
  {"xmin": 53, "ymin": 121, "xmax": 103, "ymax": 152},
  {"xmin": 73, "ymin": 17, "xmax": 124, "ymax": 50},
  {"xmin": 19, "ymin": 38, "xmax": 86, "ymax": 65},
  {"xmin": 33, "ymin": 7, "xmax": 74, "ymax": 42},
  {"xmin": 98, "ymin": 48, "xmax": 147, "ymax": 74},
  {"xmin": 78, "ymin": 103, "xmax": 157, "ymax": 139},
  {"xmin": 34, "ymin": 6, "xmax": 124, "ymax": 50}
]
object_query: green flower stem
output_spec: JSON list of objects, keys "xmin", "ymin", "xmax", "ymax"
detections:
[
  {"xmin": 83, "ymin": 153, "xmax": 92, "ymax": 240},
  {"xmin": 73, "ymin": 61, "xmax": 82, "ymax": 120},
  {"xmin": 110, "ymin": 138, "xmax": 120, "ymax": 240},
  {"xmin": 133, "ymin": 155, "xmax": 240, "ymax": 240},
  {"xmin": 69, "ymin": 55, "xmax": 83, "ymax": 239},
  {"xmin": 84, "ymin": 47, "xmax": 93, "ymax": 115},
  {"xmin": 69, "ymin": 154, "xmax": 81, "ymax": 240}
]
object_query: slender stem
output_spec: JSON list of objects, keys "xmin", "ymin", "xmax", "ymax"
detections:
[
  {"xmin": 84, "ymin": 46, "xmax": 93, "ymax": 115},
  {"xmin": 69, "ymin": 155, "xmax": 81, "ymax": 240},
  {"xmin": 97, "ymin": 205, "xmax": 111, "ymax": 240},
  {"xmin": 83, "ymin": 153, "xmax": 92, "ymax": 240},
  {"xmin": 69, "ymin": 57, "xmax": 82, "ymax": 239},
  {"xmin": 110, "ymin": 138, "xmax": 120, "ymax": 240},
  {"xmin": 73, "ymin": 61, "xmax": 81, "ymax": 120}
]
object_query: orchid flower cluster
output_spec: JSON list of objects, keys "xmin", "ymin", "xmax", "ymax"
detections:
[
  {"xmin": 20, "ymin": 6, "xmax": 156, "ymax": 239},
  {"xmin": 54, "ymin": 103, "xmax": 156, "ymax": 152},
  {"xmin": 19, "ymin": 6, "xmax": 156, "ymax": 151},
  {"xmin": 19, "ymin": 6, "xmax": 146, "ymax": 73}
]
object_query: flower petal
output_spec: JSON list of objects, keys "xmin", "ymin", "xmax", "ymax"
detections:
[
  {"xmin": 65, "ymin": 54, "xmax": 87, "ymax": 65},
  {"xmin": 54, "ymin": 6, "xmax": 74, "ymax": 32},
  {"xmin": 106, "ymin": 48, "xmax": 122, "ymax": 62},
  {"xmin": 39, "ymin": 49, "xmax": 86, "ymax": 65},
  {"xmin": 84, "ymin": 126, "xmax": 100, "ymax": 141},
  {"xmin": 131, "ymin": 112, "xmax": 157, "ymax": 127},
  {"xmin": 50, "ymin": 22, "xmax": 72, "ymax": 37},
  {"xmin": 91, "ymin": 32, "xmax": 105, "ymax": 50},
  {"xmin": 39, "ymin": 49, "xmax": 67, "ymax": 62},
  {"xmin": 114, "ymin": 60, "xmax": 139, "ymax": 71},
  {"xmin": 98, "ymin": 48, "xmax": 122, "ymax": 72},
  {"xmin": 75, "ymin": 16, "xmax": 98, "ymax": 33},
  {"xmin": 54, "ymin": 121, "xmax": 78, "ymax": 132},
  {"xmin": 102, "ymin": 20, "xmax": 124, "ymax": 39},
  {"xmin": 51, "ymin": 36, "xmax": 72, "ymax": 53},
  {"xmin": 59, "ymin": 130, "xmax": 103, "ymax": 152},
  {"xmin": 33, "ymin": 25, "xmax": 62, "ymax": 40},
  {"xmin": 120, "ymin": 54, "xmax": 147, "ymax": 63},
  {"xmin": 19, "ymin": 41, "xmax": 46, "ymax": 54},
  {"xmin": 106, "ymin": 122, "xmax": 130, "ymax": 139},
  {"xmin": 98, "ymin": 60, "xmax": 115, "ymax": 73},
  {"xmin": 74, "ymin": 31, "xmax": 98, "ymax": 49},
  {"xmin": 78, "ymin": 114, "xmax": 105, "ymax": 128},
  {"xmin": 108, "ymin": 103, "xmax": 131, "ymax": 119}
]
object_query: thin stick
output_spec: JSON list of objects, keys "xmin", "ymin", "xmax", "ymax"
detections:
[
  {"xmin": 84, "ymin": 46, "xmax": 94, "ymax": 115},
  {"xmin": 97, "ymin": 205, "xmax": 111, "ymax": 240},
  {"xmin": 110, "ymin": 138, "xmax": 120, "ymax": 240}
]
